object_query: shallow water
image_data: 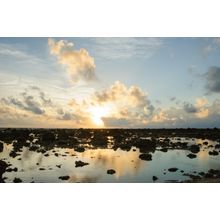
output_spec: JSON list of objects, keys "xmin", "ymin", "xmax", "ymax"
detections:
[{"xmin": 0, "ymin": 137, "xmax": 220, "ymax": 182}]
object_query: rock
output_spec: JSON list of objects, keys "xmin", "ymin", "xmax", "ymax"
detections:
[
  {"xmin": 199, "ymin": 172, "xmax": 205, "ymax": 176},
  {"xmin": 168, "ymin": 168, "xmax": 178, "ymax": 172},
  {"xmin": 189, "ymin": 145, "xmax": 200, "ymax": 154},
  {"xmin": 74, "ymin": 147, "xmax": 85, "ymax": 153},
  {"xmin": 56, "ymin": 165, "xmax": 61, "ymax": 168},
  {"xmin": 44, "ymin": 154, "xmax": 49, "ymax": 157},
  {"xmin": 9, "ymin": 151, "xmax": 19, "ymax": 158},
  {"xmin": 39, "ymin": 168, "xmax": 45, "ymax": 170},
  {"xmin": 107, "ymin": 169, "xmax": 116, "ymax": 175},
  {"xmin": 59, "ymin": 175, "xmax": 70, "ymax": 180},
  {"xmin": 0, "ymin": 160, "xmax": 9, "ymax": 183},
  {"xmin": 180, "ymin": 170, "xmax": 184, "ymax": 173},
  {"xmin": 0, "ymin": 142, "xmax": 3, "ymax": 152},
  {"xmin": 209, "ymin": 150, "xmax": 219, "ymax": 156},
  {"xmin": 6, "ymin": 167, "xmax": 18, "ymax": 172},
  {"xmin": 13, "ymin": 178, "xmax": 22, "ymax": 183},
  {"xmin": 152, "ymin": 176, "xmax": 158, "ymax": 181},
  {"xmin": 215, "ymin": 144, "xmax": 220, "ymax": 149},
  {"xmin": 187, "ymin": 153, "xmax": 197, "ymax": 159},
  {"xmin": 139, "ymin": 153, "xmax": 152, "ymax": 161},
  {"xmin": 41, "ymin": 132, "xmax": 56, "ymax": 143},
  {"xmin": 160, "ymin": 148, "xmax": 168, "ymax": 152},
  {"xmin": 75, "ymin": 160, "xmax": 89, "ymax": 168},
  {"xmin": 54, "ymin": 153, "xmax": 59, "ymax": 157},
  {"xmin": 203, "ymin": 141, "xmax": 208, "ymax": 145}
]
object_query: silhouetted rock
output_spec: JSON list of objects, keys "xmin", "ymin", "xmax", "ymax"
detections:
[
  {"xmin": 199, "ymin": 172, "xmax": 205, "ymax": 176},
  {"xmin": 13, "ymin": 178, "xmax": 22, "ymax": 183},
  {"xmin": 0, "ymin": 160, "xmax": 9, "ymax": 183},
  {"xmin": 168, "ymin": 168, "xmax": 178, "ymax": 172},
  {"xmin": 189, "ymin": 145, "xmax": 200, "ymax": 154},
  {"xmin": 59, "ymin": 175, "xmax": 70, "ymax": 180},
  {"xmin": 0, "ymin": 142, "xmax": 3, "ymax": 152},
  {"xmin": 160, "ymin": 148, "xmax": 168, "ymax": 152},
  {"xmin": 152, "ymin": 176, "xmax": 158, "ymax": 181},
  {"xmin": 107, "ymin": 169, "xmax": 116, "ymax": 175},
  {"xmin": 9, "ymin": 151, "xmax": 19, "ymax": 158},
  {"xmin": 6, "ymin": 167, "xmax": 18, "ymax": 172},
  {"xmin": 41, "ymin": 132, "xmax": 56, "ymax": 143},
  {"xmin": 187, "ymin": 153, "xmax": 197, "ymax": 159},
  {"xmin": 56, "ymin": 165, "xmax": 61, "ymax": 168},
  {"xmin": 215, "ymin": 144, "xmax": 220, "ymax": 149},
  {"xmin": 139, "ymin": 153, "xmax": 152, "ymax": 161},
  {"xmin": 209, "ymin": 150, "xmax": 219, "ymax": 156},
  {"xmin": 74, "ymin": 147, "xmax": 85, "ymax": 152},
  {"xmin": 75, "ymin": 160, "xmax": 89, "ymax": 167}
]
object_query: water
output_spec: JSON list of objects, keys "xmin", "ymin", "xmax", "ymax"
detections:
[{"xmin": 0, "ymin": 137, "xmax": 220, "ymax": 183}]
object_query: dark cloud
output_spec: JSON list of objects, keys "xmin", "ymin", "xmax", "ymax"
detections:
[
  {"xmin": 205, "ymin": 66, "xmax": 220, "ymax": 93},
  {"xmin": 183, "ymin": 102, "xmax": 198, "ymax": 113},
  {"xmin": 2, "ymin": 95, "xmax": 45, "ymax": 115},
  {"xmin": 170, "ymin": 97, "xmax": 176, "ymax": 101},
  {"xmin": 0, "ymin": 86, "xmax": 51, "ymax": 115}
]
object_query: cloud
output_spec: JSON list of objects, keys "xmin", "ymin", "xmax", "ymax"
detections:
[
  {"xmin": 183, "ymin": 102, "xmax": 198, "ymax": 113},
  {"xmin": 92, "ymin": 81, "xmax": 155, "ymax": 120},
  {"xmin": 88, "ymin": 37, "xmax": 163, "ymax": 60},
  {"xmin": 202, "ymin": 38, "xmax": 220, "ymax": 56},
  {"xmin": 170, "ymin": 97, "xmax": 176, "ymax": 101},
  {"xmin": 48, "ymin": 38, "xmax": 96, "ymax": 84},
  {"xmin": 1, "ymin": 88, "xmax": 45, "ymax": 115},
  {"xmin": 205, "ymin": 66, "xmax": 220, "ymax": 93}
]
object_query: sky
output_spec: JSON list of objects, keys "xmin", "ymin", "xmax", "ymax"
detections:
[{"xmin": 0, "ymin": 37, "xmax": 220, "ymax": 128}]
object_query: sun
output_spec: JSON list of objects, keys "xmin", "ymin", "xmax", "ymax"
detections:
[{"xmin": 89, "ymin": 105, "xmax": 111, "ymax": 127}]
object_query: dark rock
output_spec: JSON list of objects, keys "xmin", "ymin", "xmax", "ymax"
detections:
[
  {"xmin": 74, "ymin": 147, "xmax": 85, "ymax": 153},
  {"xmin": 54, "ymin": 153, "xmax": 59, "ymax": 157},
  {"xmin": 0, "ymin": 160, "xmax": 9, "ymax": 183},
  {"xmin": 0, "ymin": 142, "xmax": 3, "ymax": 152},
  {"xmin": 152, "ymin": 176, "xmax": 158, "ymax": 181},
  {"xmin": 199, "ymin": 172, "xmax": 205, "ymax": 176},
  {"xmin": 39, "ymin": 168, "xmax": 45, "ymax": 170},
  {"xmin": 203, "ymin": 141, "xmax": 208, "ymax": 145},
  {"xmin": 139, "ymin": 153, "xmax": 152, "ymax": 161},
  {"xmin": 209, "ymin": 150, "xmax": 219, "ymax": 156},
  {"xmin": 13, "ymin": 178, "xmax": 22, "ymax": 183},
  {"xmin": 41, "ymin": 132, "xmax": 56, "ymax": 143},
  {"xmin": 180, "ymin": 170, "xmax": 184, "ymax": 173},
  {"xmin": 160, "ymin": 148, "xmax": 168, "ymax": 152},
  {"xmin": 107, "ymin": 169, "xmax": 116, "ymax": 175},
  {"xmin": 215, "ymin": 144, "xmax": 220, "ymax": 149},
  {"xmin": 189, "ymin": 145, "xmax": 200, "ymax": 154},
  {"xmin": 6, "ymin": 167, "xmax": 18, "ymax": 172},
  {"xmin": 187, "ymin": 153, "xmax": 197, "ymax": 159},
  {"xmin": 168, "ymin": 168, "xmax": 178, "ymax": 172},
  {"xmin": 9, "ymin": 151, "xmax": 19, "ymax": 158},
  {"xmin": 75, "ymin": 160, "xmax": 89, "ymax": 168},
  {"xmin": 59, "ymin": 175, "xmax": 70, "ymax": 180},
  {"xmin": 44, "ymin": 154, "xmax": 49, "ymax": 157},
  {"xmin": 56, "ymin": 165, "xmax": 61, "ymax": 168}
]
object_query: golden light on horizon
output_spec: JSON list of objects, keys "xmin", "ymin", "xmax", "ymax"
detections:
[{"xmin": 89, "ymin": 105, "xmax": 111, "ymax": 127}]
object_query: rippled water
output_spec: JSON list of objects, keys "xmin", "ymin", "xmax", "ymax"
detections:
[{"xmin": 0, "ymin": 137, "xmax": 220, "ymax": 182}]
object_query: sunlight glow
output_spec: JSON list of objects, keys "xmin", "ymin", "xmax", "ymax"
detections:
[{"xmin": 89, "ymin": 105, "xmax": 111, "ymax": 127}]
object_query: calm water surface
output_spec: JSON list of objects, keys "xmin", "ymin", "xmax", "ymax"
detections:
[{"xmin": 0, "ymin": 137, "xmax": 220, "ymax": 182}]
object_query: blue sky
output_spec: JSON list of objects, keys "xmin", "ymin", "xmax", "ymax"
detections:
[{"xmin": 0, "ymin": 37, "xmax": 220, "ymax": 128}]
